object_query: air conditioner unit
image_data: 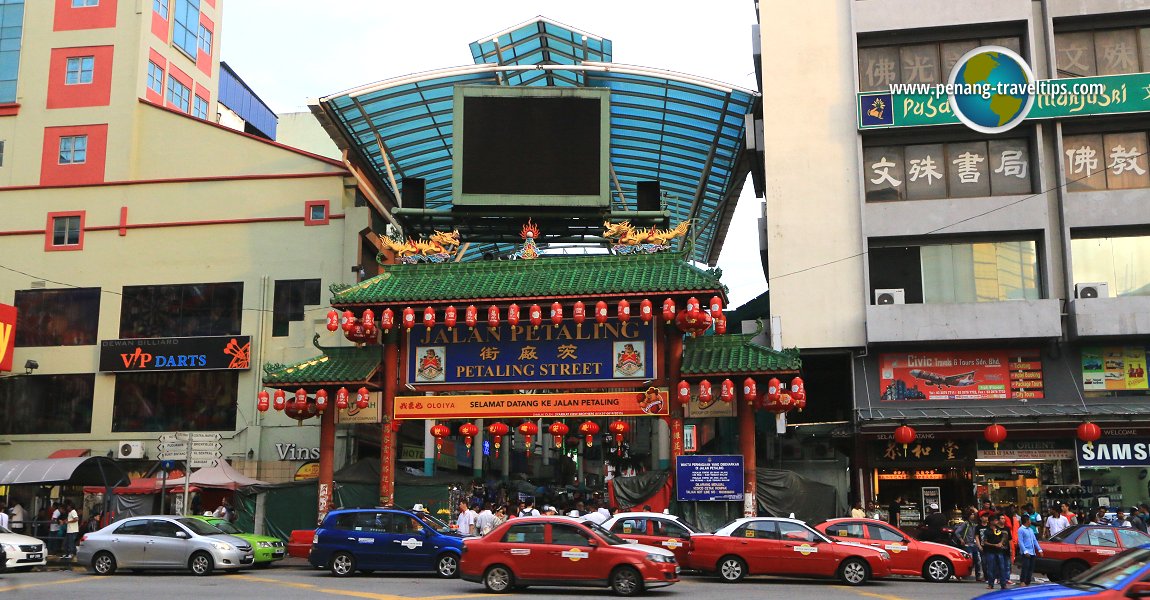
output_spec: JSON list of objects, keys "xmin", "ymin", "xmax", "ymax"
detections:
[
  {"xmin": 874, "ymin": 288, "xmax": 906, "ymax": 305},
  {"xmin": 117, "ymin": 441, "xmax": 145, "ymax": 460},
  {"xmin": 1075, "ymin": 282, "xmax": 1109, "ymax": 299}
]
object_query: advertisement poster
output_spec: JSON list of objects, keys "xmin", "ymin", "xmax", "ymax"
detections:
[
  {"xmin": 675, "ymin": 455, "xmax": 744, "ymax": 501},
  {"xmin": 1082, "ymin": 347, "xmax": 1148, "ymax": 391},
  {"xmin": 393, "ymin": 388, "xmax": 668, "ymax": 420},
  {"xmin": 99, "ymin": 336, "xmax": 252, "ymax": 372},
  {"xmin": 0, "ymin": 302, "xmax": 14, "ymax": 372},
  {"xmin": 879, "ymin": 350, "xmax": 1043, "ymax": 401},
  {"xmin": 337, "ymin": 392, "xmax": 383, "ymax": 424}
]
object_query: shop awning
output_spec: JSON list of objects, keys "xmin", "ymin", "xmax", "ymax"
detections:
[
  {"xmin": 165, "ymin": 461, "xmax": 269, "ymax": 490},
  {"xmin": 0, "ymin": 456, "xmax": 130, "ymax": 487},
  {"xmin": 856, "ymin": 403, "xmax": 1150, "ymax": 427},
  {"xmin": 48, "ymin": 448, "xmax": 91, "ymax": 458}
]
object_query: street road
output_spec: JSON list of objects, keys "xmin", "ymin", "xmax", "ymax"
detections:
[{"xmin": 0, "ymin": 561, "xmax": 1006, "ymax": 600}]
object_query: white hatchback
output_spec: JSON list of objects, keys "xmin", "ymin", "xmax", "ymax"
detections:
[{"xmin": 1, "ymin": 525, "xmax": 48, "ymax": 571}]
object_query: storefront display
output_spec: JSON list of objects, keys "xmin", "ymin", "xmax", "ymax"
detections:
[
  {"xmin": 871, "ymin": 436, "xmax": 974, "ymax": 520},
  {"xmin": 976, "ymin": 439, "xmax": 1077, "ymax": 512},
  {"xmin": 1076, "ymin": 435, "xmax": 1150, "ymax": 509}
]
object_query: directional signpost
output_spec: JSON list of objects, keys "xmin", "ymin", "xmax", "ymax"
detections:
[{"xmin": 156, "ymin": 432, "xmax": 223, "ymax": 515}]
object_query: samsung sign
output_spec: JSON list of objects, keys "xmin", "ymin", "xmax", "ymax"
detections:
[{"xmin": 1077, "ymin": 437, "xmax": 1150, "ymax": 467}]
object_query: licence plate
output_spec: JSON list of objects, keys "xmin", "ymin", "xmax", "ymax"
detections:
[
  {"xmin": 28, "ymin": 553, "xmax": 42, "ymax": 560},
  {"xmin": 245, "ymin": 554, "xmax": 254, "ymax": 561},
  {"xmin": 675, "ymin": 566, "xmax": 681, "ymax": 574},
  {"xmin": 273, "ymin": 551, "xmax": 285, "ymax": 557}
]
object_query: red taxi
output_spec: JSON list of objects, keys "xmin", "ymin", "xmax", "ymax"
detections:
[
  {"xmin": 460, "ymin": 516, "xmax": 678, "ymax": 596},
  {"xmin": 686, "ymin": 517, "xmax": 892, "ymax": 585},
  {"xmin": 814, "ymin": 517, "xmax": 972, "ymax": 582},
  {"xmin": 1036, "ymin": 525, "xmax": 1150, "ymax": 581},
  {"xmin": 602, "ymin": 512, "xmax": 698, "ymax": 565}
]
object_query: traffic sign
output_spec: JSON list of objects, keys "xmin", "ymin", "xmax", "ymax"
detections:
[
  {"xmin": 157, "ymin": 441, "xmax": 189, "ymax": 453},
  {"xmin": 159, "ymin": 433, "xmax": 189, "ymax": 443},
  {"xmin": 190, "ymin": 441, "xmax": 222, "ymax": 451},
  {"xmin": 190, "ymin": 433, "xmax": 222, "ymax": 442},
  {"xmin": 189, "ymin": 458, "xmax": 217, "ymax": 468}
]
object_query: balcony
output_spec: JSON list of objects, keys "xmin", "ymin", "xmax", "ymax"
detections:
[
  {"xmin": 866, "ymin": 299, "xmax": 1063, "ymax": 343},
  {"xmin": 1071, "ymin": 296, "xmax": 1150, "ymax": 338}
]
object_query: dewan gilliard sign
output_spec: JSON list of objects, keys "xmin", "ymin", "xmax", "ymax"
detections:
[
  {"xmin": 99, "ymin": 336, "xmax": 251, "ymax": 372},
  {"xmin": 1077, "ymin": 437, "xmax": 1150, "ymax": 467}
]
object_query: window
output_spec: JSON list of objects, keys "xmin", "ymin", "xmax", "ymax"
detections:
[
  {"xmin": 172, "ymin": 0, "xmax": 201, "ymax": 58},
  {"xmin": 166, "ymin": 74, "xmax": 190, "ymax": 112},
  {"xmin": 502, "ymin": 523, "xmax": 545, "ymax": 544},
  {"xmin": 864, "ymin": 138, "xmax": 1032, "ymax": 201},
  {"xmin": 152, "ymin": 0, "xmax": 168, "ymax": 19},
  {"xmin": 65, "ymin": 56, "xmax": 94, "ymax": 84},
  {"xmin": 119, "ymin": 282, "xmax": 242, "ymax": 338},
  {"xmin": 777, "ymin": 522, "xmax": 819, "ymax": 542},
  {"xmin": 112, "ymin": 370, "xmax": 238, "ymax": 432},
  {"xmin": 147, "ymin": 61, "xmax": 164, "ymax": 95},
  {"xmin": 550, "ymin": 524, "xmax": 591, "ymax": 546},
  {"xmin": 736, "ymin": 520, "xmax": 778, "ymax": 539},
  {"xmin": 1071, "ymin": 235, "xmax": 1150, "ymax": 297},
  {"xmin": 1055, "ymin": 27, "xmax": 1150, "ymax": 78},
  {"xmin": 1081, "ymin": 528, "xmax": 1119, "ymax": 548},
  {"xmin": 307, "ymin": 202, "xmax": 328, "ymax": 223},
  {"xmin": 197, "ymin": 23, "xmax": 212, "ymax": 55},
  {"xmin": 58, "ymin": 135, "xmax": 87, "ymax": 164},
  {"xmin": 825, "ymin": 523, "xmax": 866, "ymax": 538},
  {"xmin": 1118, "ymin": 529, "xmax": 1150, "ymax": 548},
  {"xmin": 114, "ymin": 520, "xmax": 150, "ymax": 535},
  {"xmin": 14, "ymin": 288, "xmax": 100, "ymax": 346},
  {"xmin": 0, "ymin": 140, "xmax": 5, "ymax": 166},
  {"xmin": 392, "ymin": 514, "xmax": 424, "ymax": 534},
  {"xmin": 149, "ymin": 520, "xmax": 184, "ymax": 538},
  {"xmin": 0, "ymin": 373, "xmax": 95, "ymax": 435},
  {"xmin": 0, "ymin": 1, "xmax": 25, "ymax": 104},
  {"xmin": 869, "ymin": 240, "xmax": 1040, "ymax": 304},
  {"xmin": 193, "ymin": 94, "xmax": 207, "ymax": 118},
  {"xmin": 868, "ymin": 525, "xmax": 906, "ymax": 542},
  {"xmin": 858, "ymin": 36, "xmax": 1021, "ymax": 92},
  {"xmin": 1063, "ymin": 131, "xmax": 1150, "ymax": 192},
  {"xmin": 72, "ymin": 0, "xmax": 98, "ymax": 6},
  {"xmin": 52, "ymin": 214, "xmax": 81, "ymax": 247},
  {"xmin": 272, "ymin": 279, "xmax": 320, "ymax": 337},
  {"xmin": 651, "ymin": 519, "xmax": 691, "ymax": 539},
  {"xmin": 613, "ymin": 518, "xmax": 646, "ymax": 535}
]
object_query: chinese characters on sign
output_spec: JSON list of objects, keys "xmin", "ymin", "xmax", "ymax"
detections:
[
  {"xmin": 877, "ymin": 439, "xmax": 964, "ymax": 463},
  {"xmin": 864, "ymin": 140, "xmax": 1031, "ymax": 201},
  {"xmin": 1063, "ymin": 132, "xmax": 1150, "ymax": 191},
  {"xmin": 879, "ymin": 350, "xmax": 1044, "ymax": 401}
]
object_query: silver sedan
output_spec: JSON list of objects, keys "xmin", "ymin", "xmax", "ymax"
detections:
[{"xmin": 77, "ymin": 515, "xmax": 254, "ymax": 575}]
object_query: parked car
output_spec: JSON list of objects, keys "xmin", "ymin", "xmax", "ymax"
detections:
[
  {"xmin": 76, "ymin": 515, "xmax": 254, "ymax": 575},
  {"xmin": 460, "ymin": 516, "xmax": 678, "ymax": 596},
  {"xmin": 0, "ymin": 524, "xmax": 47, "ymax": 571},
  {"xmin": 687, "ymin": 517, "xmax": 891, "ymax": 585},
  {"xmin": 1036, "ymin": 524, "xmax": 1150, "ymax": 581},
  {"xmin": 815, "ymin": 517, "xmax": 972, "ymax": 582},
  {"xmin": 308, "ymin": 507, "xmax": 464, "ymax": 578},
  {"xmin": 977, "ymin": 544, "xmax": 1150, "ymax": 599},
  {"xmin": 601, "ymin": 511, "xmax": 699, "ymax": 565},
  {"xmin": 185, "ymin": 515, "xmax": 286, "ymax": 566}
]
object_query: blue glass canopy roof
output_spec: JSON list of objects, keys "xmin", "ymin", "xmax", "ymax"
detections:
[{"xmin": 314, "ymin": 17, "xmax": 758, "ymax": 265}]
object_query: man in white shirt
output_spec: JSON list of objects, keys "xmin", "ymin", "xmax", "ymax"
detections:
[
  {"xmin": 9, "ymin": 502, "xmax": 26, "ymax": 531},
  {"xmin": 475, "ymin": 503, "xmax": 495, "ymax": 536},
  {"xmin": 1044, "ymin": 506, "xmax": 1070, "ymax": 539},
  {"xmin": 583, "ymin": 500, "xmax": 607, "ymax": 524},
  {"xmin": 456, "ymin": 500, "xmax": 478, "ymax": 536},
  {"xmin": 0, "ymin": 502, "xmax": 9, "ymax": 528}
]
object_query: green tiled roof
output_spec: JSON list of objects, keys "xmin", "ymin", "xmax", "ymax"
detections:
[
  {"xmin": 330, "ymin": 252, "xmax": 725, "ymax": 306},
  {"xmin": 681, "ymin": 333, "xmax": 801, "ymax": 376},
  {"xmin": 262, "ymin": 345, "xmax": 381, "ymax": 387}
]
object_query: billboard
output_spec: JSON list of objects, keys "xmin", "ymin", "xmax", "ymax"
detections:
[
  {"xmin": 879, "ymin": 349, "xmax": 1043, "ymax": 401},
  {"xmin": 1082, "ymin": 347, "xmax": 1148, "ymax": 392},
  {"xmin": 99, "ymin": 336, "xmax": 251, "ymax": 372}
]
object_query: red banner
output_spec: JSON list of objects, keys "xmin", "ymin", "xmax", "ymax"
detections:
[
  {"xmin": 0, "ymin": 303, "xmax": 16, "ymax": 373},
  {"xmin": 880, "ymin": 349, "xmax": 1043, "ymax": 401}
]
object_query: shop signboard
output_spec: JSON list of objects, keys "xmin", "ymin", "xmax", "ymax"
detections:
[
  {"xmin": 976, "ymin": 439, "xmax": 1074, "ymax": 460},
  {"xmin": 874, "ymin": 438, "xmax": 969, "ymax": 466},
  {"xmin": 684, "ymin": 393, "xmax": 736, "ymax": 418},
  {"xmin": 0, "ymin": 302, "xmax": 15, "ymax": 373},
  {"xmin": 406, "ymin": 319, "xmax": 656, "ymax": 386},
  {"xmin": 393, "ymin": 388, "xmax": 668, "ymax": 420},
  {"xmin": 921, "ymin": 487, "xmax": 941, "ymax": 512},
  {"xmin": 879, "ymin": 349, "xmax": 1043, "ymax": 401},
  {"xmin": 1076, "ymin": 437, "xmax": 1150, "ymax": 467},
  {"xmin": 675, "ymin": 455, "xmax": 744, "ymax": 501},
  {"xmin": 1082, "ymin": 347, "xmax": 1148, "ymax": 392},
  {"xmin": 337, "ymin": 391, "xmax": 383, "ymax": 424},
  {"xmin": 98, "ymin": 336, "xmax": 251, "ymax": 372}
]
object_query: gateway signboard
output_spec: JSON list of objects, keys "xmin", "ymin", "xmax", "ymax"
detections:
[
  {"xmin": 99, "ymin": 336, "xmax": 251, "ymax": 372},
  {"xmin": 394, "ymin": 388, "xmax": 668, "ymax": 420}
]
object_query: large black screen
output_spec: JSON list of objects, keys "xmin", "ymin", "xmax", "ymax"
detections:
[{"xmin": 461, "ymin": 95, "xmax": 601, "ymax": 197}]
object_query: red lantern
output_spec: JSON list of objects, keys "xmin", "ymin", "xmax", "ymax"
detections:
[
  {"xmin": 257, "ymin": 391, "xmax": 270, "ymax": 412},
  {"xmin": 617, "ymin": 299, "xmax": 631, "ymax": 322},
  {"xmin": 715, "ymin": 313, "xmax": 727, "ymax": 335},
  {"xmin": 893, "ymin": 425, "xmax": 916, "ymax": 455},
  {"xmin": 423, "ymin": 306, "xmax": 435, "ymax": 328},
  {"xmin": 518, "ymin": 421, "xmax": 538, "ymax": 456},
  {"xmin": 743, "ymin": 377, "xmax": 758, "ymax": 405},
  {"xmin": 487, "ymin": 305, "xmax": 500, "ymax": 328},
  {"xmin": 430, "ymin": 423, "xmax": 451, "ymax": 457},
  {"xmin": 609, "ymin": 420, "xmax": 630, "ymax": 455},
  {"xmin": 795, "ymin": 394, "xmax": 807, "ymax": 412},
  {"xmin": 791, "ymin": 377, "xmax": 804, "ymax": 395},
  {"xmin": 356, "ymin": 387, "xmax": 370, "ymax": 409},
  {"xmin": 487, "ymin": 422, "xmax": 509, "ymax": 457},
  {"xmin": 709, "ymin": 296, "xmax": 723, "ymax": 319},
  {"xmin": 314, "ymin": 389, "xmax": 328, "ymax": 412},
  {"xmin": 551, "ymin": 302, "xmax": 563, "ymax": 326},
  {"xmin": 507, "ymin": 303, "xmax": 521, "ymax": 327},
  {"xmin": 677, "ymin": 380, "xmax": 691, "ymax": 405},
  {"xmin": 686, "ymin": 297, "xmax": 701, "ymax": 320},
  {"xmin": 662, "ymin": 298, "xmax": 676, "ymax": 323},
  {"xmin": 326, "ymin": 310, "xmax": 339, "ymax": 332},
  {"xmin": 529, "ymin": 304, "xmax": 543, "ymax": 329},
  {"xmin": 595, "ymin": 301, "xmax": 608, "ymax": 324},
  {"xmin": 984, "ymin": 424, "xmax": 1008, "ymax": 451},
  {"xmin": 444, "ymin": 305, "xmax": 457, "ymax": 328},
  {"xmin": 336, "ymin": 387, "xmax": 349, "ymax": 410},
  {"xmin": 459, "ymin": 422, "xmax": 479, "ymax": 456},
  {"xmin": 341, "ymin": 310, "xmax": 355, "ymax": 333},
  {"xmin": 273, "ymin": 389, "xmax": 286, "ymax": 411},
  {"xmin": 639, "ymin": 299, "xmax": 653, "ymax": 323},
  {"xmin": 402, "ymin": 307, "xmax": 415, "ymax": 331},
  {"xmin": 720, "ymin": 379, "xmax": 734, "ymax": 403},
  {"xmin": 573, "ymin": 301, "xmax": 586, "ymax": 325},
  {"xmin": 767, "ymin": 378, "xmax": 781, "ymax": 401},
  {"xmin": 549, "ymin": 422, "xmax": 569, "ymax": 447},
  {"xmin": 294, "ymin": 388, "xmax": 308, "ymax": 410},
  {"xmin": 381, "ymin": 308, "xmax": 394, "ymax": 332},
  {"xmin": 362, "ymin": 309, "xmax": 375, "ymax": 333},
  {"xmin": 1077, "ymin": 422, "xmax": 1102, "ymax": 448},
  {"xmin": 465, "ymin": 305, "xmax": 478, "ymax": 329},
  {"xmin": 698, "ymin": 380, "xmax": 713, "ymax": 404},
  {"xmin": 578, "ymin": 420, "xmax": 599, "ymax": 447}
]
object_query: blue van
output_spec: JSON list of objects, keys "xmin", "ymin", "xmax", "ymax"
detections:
[{"xmin": 309, "ymin": 508, "xmax": 464, "ymax": 578}]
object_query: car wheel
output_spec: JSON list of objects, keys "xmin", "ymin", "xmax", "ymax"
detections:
[
  {"xmin": 483, "ymin": 565, "xmax": 514, "ymax": 593},
  {"xmin": 839, "ymin": 558, "xmax": 870, "ymax": 586},
  {"xmin": 1062, "ymin": 560, "xmax": 1088, "ymax": 581},
  {"xmin": 435, "ymin": 553, "xmax": 459, "ymax": 578},
  {"xmin": 188, "ymin": 551, "xmax": 214, "ymax": 576},
  {"xmin": 92, "ymin": 551, "xmax": 117, "ymax": 576},
  {"xmin": 330, "ymin": 552, "xmax": 356, "ymax": 577},
  {"xmin": 717, "ymin": 555, "xmax": 746, "ymax": 583},
  {"xmin": 923, "ymin": 556, "xmax": 953, "ymax": 582},
  {"xmin": 610, "ymin": 566, "xmax": 643, "ymax": 597}
]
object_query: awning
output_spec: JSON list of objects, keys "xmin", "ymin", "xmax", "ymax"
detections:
[
  {"xmin": 0, "ymin": 456, "xmax": 130, "ymax": 487},
  {"xmin": 856, "ymin": 403, "xmax": 1150, "ymax": 427},
  {"xmin": 83, "ymin": 477, "xmax": 199, "ymax": 495},
  {"xmin": 48, "ymin": 448, "xmax": 91, "ymax": 459},
  {"xmin": 165, "ymin": 461, "xmax": 268, "ymax": 490}
]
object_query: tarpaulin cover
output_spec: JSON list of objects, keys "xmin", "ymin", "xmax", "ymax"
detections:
[
  {"xmin": 608, "ymin": 471, "xmax": 671, "ymax": 512},
  {"xmin": 0, "ymin": 457, "xmax": 129, "ymax": 487},
  {"xmin": 756, "ymin": 468, "xmax": 839, "ymax": 524},
  {"xmin": 165, "ymin": 461, "xmax": 268, "ymax": 490}
]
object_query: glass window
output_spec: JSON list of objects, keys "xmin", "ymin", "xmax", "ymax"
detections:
[
  {"xmin": 14, "ymin": 288, "xmax": 100, "ymax": 346},
  {"xmin": 0, "ymin": 140, "xmax": 4, "ymax": 166},
  {"xmin": 114, "ymin": 520, "xmax": 150, "ymax": 535},
  {"xmin": 65, "ymin": 56, "xmax": 94, "ymax": 85},
  {"xmin": 1063, "ymin": 134, "xmax": 1108, "ymax": 191},
  {"xmin": 652, "ymin": 519, "xmax": 690, "ymax": 539},
  {"xmin": 502, "ymin": 523, "xmax": 545, "ymax": 544},
  {"xmin": 197, "ymin": 23, "xmax": 211, "ymax": 54},
  {"xmin": 1071, "ymin": 235, "xmax": 1150, "ymax": 297},
  {"xmin": 1056, "ymin": 31, "xmax": 1097, "ymax": 77},
  {"xmin": 0, "ymin": 373, "xmax": 94, "ymax": 435},
  {"xmin": 868, "ymin": 524, "xmax": 905, "ymax": 542},
  {"xmin": 737, "ymin": 520, "xmax": 778, "ymax": 539},
  {"xmin": 1081, "ymin": 528, "xmax": 1119, "ymax": 548},
  {"xmin": 863, "ymin": 146, "xmax": 906, "ymax": 201},
  {"xmin": 52, "ymin": 215, "xmax": 81, "ymax": 247},
  {"xmin": 1119, "ymin": 529, "xmax": 1150, "ymax": 548},
  {"xmin": 551, "ymin": 523, "xmax": 591, "ymax": 546},
  {"xmin": 826, "ymin": 523, "xmax": 866, "ymax": 538},
  {"xmin": 921, "ymin": 240, "xmax": 1039, "ymax": 303},
  {"xmin": 193, "ymin": 95, "xmax": 207, "ymax": 119},
  {"xmin": 172, "ymin": 0, "xmax": 200, "ymax": 58},
  {"xmin": 149, "ymin": 520, "xmax": 184, "ymax": 538},
  {"xmin": 166, "ymin": 74, "xmax": 190, "ymax": 112},
  {"xmin": 152, "ymin": 0, "xmax": 167, "ymax": 19},
  {"xmin": 946, "ymin": 141, "xmax": 991, "ymax": 198},
  {"xmin": 112, "ymin": 370, "xmax": 238, "ymax": 432},
  {"xmin": 0, "ymin": 1, "xmax": 24, "ymax": 104},
  {"xmin": 1094, "ymin": 29, "xmax": 1140, "ymax": 76},
  {"xmin": 72, "ymin": 0, "xmax": 98, "ymax": 6},
  {"xmin": 332, "ymin": 513, "xmax": 358, "ymax": 531},
  {"xmin": 1102, "ymin": 132, "xmax": 1150, "ymax": 190},
  {"xmin": 777, "ymin": 522, "xmax": 819, "ymax": 542},
  {"xmin": 309, "ymin": 203, "xmax": 327, "ymax": 222},
  {"xmin": 613, "ymin": 518, "xmax": 645, "ymax": 535},
  {"xmin": 58, "ymin": 135, "xmax": 87, "ymax": 164},
  {"xmin": 119, "ymin": 282, "xmax": 242, "ymax": 338},
  {"xmin": 147, "ymin": 61, "xmax": 164, "ymax": 95},
  {"xmin": 272, "ymin": 279, "xmax": 320, "ymax": 337},
  {"xmin": 859, "ymin": 37, "xmax": 1021, "ymax": 91},
  {"xmin": 392, "ymin": 514, "xmax": 424, "ymax": 534}
]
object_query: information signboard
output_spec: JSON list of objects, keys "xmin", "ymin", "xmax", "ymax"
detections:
[{"xmin": 675, "ymin": 455, "xmax": 744, "ymax": 502}]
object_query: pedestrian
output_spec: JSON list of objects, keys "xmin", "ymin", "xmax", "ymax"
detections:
[
  {"xmin": 213, "ymin": 498, "xmax": 232, "ymax": 520},
  {"xmin": 954, "ymin": 510, "xmax": 982, "ymax": 581},
  {"xmin": 977, "ymin": 500, "xmax": 995, "ymax": 521},
  {"xmin": 8, "ymin": 501, "xmax": 25, "ymax": 532},
  {"xmin": 518, "ymin": 500, "xmax": 539, "ymax": 518},
  {"xmin": 596, "ymin": 502, "xmax": 612, "ymax": 521},
  {"xmin": 0, "ymin": 502, "xmax": 8, "ymax": 529},
  {"xmin": 456, "ymin": 500, "xmax": 478, "ymax": 536},
  {"xmin": 1044, "ymin": 505, "xmax": 1069, "ymax": 539},
  {"xmin": 1132, "ymin": 507, "xmax": 1148, "ymax": 533},
  {"xmin": 1060, "ymin": 502, "xmax": 1078, "ymax": 526},
  {"xmin": 922, "ymin": 503, "xmax": 948, "ymax": 544},
  {"xmin": 974, "ymin": 513, "xmax": 992, "ymax": 584},
  {"xmin": 868, "ymin": 502, "xmax": 883, "ymax": 520},
  {"xmin": 49, "ymin": 502, "xmax": 61, "ymax": 539},
  {"xmin": 1015, "ymin": 513, "xmax": 1042, "ymax": 586},
  {"xmin": 850, "ymin": 501, "xmax": 866, "ymax": 519},
  {"xmin": 476, "ymin": 503, "xmax": 495, "ymax": 536},
  {"xmin": 1114, "ymin": 508, "xmax": 1133, "ymax": 528},
  {"xmin": 1021, "ymin": 504, "xmax": 1041, "ymax": 535},
  {"xmin": 62, "ymin": 501, "xmax": 81, "ymax": 559},
  {"xmin": 981, "ymin": 514, "xmax": 1013, "ymax": 590},
  {"xmin": 582, "ymin": 500, "xmax": 606, "ymax": 524},
  {"xmin": 492, "ymin": 505, "xmax": 508, "ymax": 528},
  {"xmin": 887, "ymin": 496, "xmax": 903, "ymax": 527}
]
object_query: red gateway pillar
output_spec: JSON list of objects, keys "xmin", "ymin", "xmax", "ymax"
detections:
[
  {"xmin": 380, "ymin": 339, "xmax": 398, "ymax": 506},
  {"xmin": 317, "ymin": 404, "xmax": 335, "ymax": 524},
  {"xmin": 739, "ymin": 396, "xmax": 757, "ymax": 517}
]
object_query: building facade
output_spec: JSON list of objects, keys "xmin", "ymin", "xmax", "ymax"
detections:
[{"xmin": 758, "ymin": 0, "xmax": 1150, "ymax": 524}]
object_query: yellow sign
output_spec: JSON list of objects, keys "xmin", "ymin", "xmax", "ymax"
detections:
[
  {"xmin": 793, "ymin": 544, "xmax": 819, "ymax": 556},
  {"xmin": 338, "ymin": 391, "xmax": 383, "ymax": 424},
  {"xmin": 394, "ymin": 389, "xmax": 668, "ymax": 420},
  {"xmin": 294, "ymin": 462, "xmax": 320, "ymax": 480},
  {"xmin": 561, "ymin": 548, "xmax": 589, "ymax": 561}
]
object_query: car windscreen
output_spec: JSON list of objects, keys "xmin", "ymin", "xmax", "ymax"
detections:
[
  {"xmin": 583, "ymin": 521, "xmax": 630, "ymax": 545},
  {"xmin": 177, "ymin": 517, "xmax": 225, "ymax": 536},
  {"xmin": 1069, "ymin": 547, "xmax": 1150, "ymax": 589},
  {"xmin": 210, "ymin": 520, "xmax": 242, "ymax": 534},
  {"xmin": 1050, "ymin": 525, "xmax": 1082, "ymax": 543},
  {"xmin": 418, "ymin": 512, "xmax": 454, "ymax": 534}
]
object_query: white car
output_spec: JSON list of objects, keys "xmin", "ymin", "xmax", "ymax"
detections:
[{"xmin": 1, "ymin": 525, "xmax": 48, "ymax": 571}]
